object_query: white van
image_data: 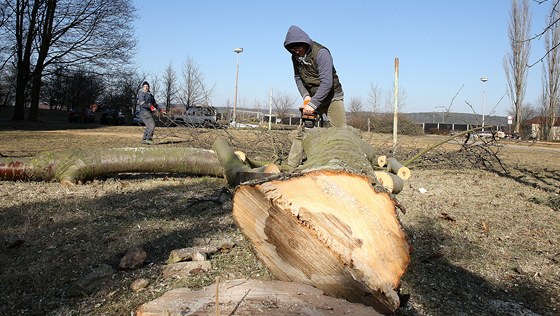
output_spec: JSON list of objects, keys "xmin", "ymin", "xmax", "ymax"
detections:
[{"xmin": 172, "ymin": 106, "xmax": 217, "ymax": 127}]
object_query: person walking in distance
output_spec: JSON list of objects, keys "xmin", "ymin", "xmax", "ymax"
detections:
[{"xmin": 136, "ymin": 81, "xmax": 165, "ymax": 144}]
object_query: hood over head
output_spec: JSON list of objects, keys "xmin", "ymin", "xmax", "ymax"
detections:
[{"xmin": 284, "ymin": 25, "xmax": 312, "ymax": 51}]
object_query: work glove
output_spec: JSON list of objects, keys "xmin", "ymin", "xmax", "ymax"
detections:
[
  {"xmin": 149, "ymin": 105, "xmax": 156, "ymax": 112},
  {"xmin": 302, "ymin": 104, "xmax": 315, "ymax": 115},
  {"xmin": 301, "ymin": 96, "xmax": 311, "ymax": 108},
  {"xmin": 301, "ymin": 96, "xmax": 315, "ymax": 115}
]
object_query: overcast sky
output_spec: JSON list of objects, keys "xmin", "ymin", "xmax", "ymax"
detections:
[{"xmin": 132, "ymin": 0, "xmax": 552, "ymax": 116}]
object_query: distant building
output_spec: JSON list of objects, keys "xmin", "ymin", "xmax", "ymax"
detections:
[
  {"xmin": 524, "ymin": 116, "xmax": 560, "ymax": 141},
  {"xmin": 403, "ymin": 112, "xmax": 508, "ymax": 134}
]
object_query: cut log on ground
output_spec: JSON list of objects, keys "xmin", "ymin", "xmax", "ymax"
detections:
[
  {"xmin": 214, "ymin": 127, "xmax": 411, "ymax": 314},
  {"xmin": 374, "ymin": 170, "xmax": 404, "ymax": 194},
  {"xmin": 135, "ymin": 279, "xmax": 383, "ymax": 315},
  {"xmin": 0, "ymin": 147, "xmax": 222, "ymax": 184},
  {"xmin": 387, "ymin": 157, "xmax": 411, "ymax": 180}
]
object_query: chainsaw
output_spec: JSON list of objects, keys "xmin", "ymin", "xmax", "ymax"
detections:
[
  {"xmin": 299, "ymin": 108, "xmax": 322, "ymax": 128},
  {"xmin": 299, "ymin": 98, "xmax": 323, "ymax": 128}
]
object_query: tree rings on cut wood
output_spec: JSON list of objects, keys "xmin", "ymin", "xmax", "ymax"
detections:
[
  {"xmin": 374, "ymin": 171, "xmax": 404, "ymax": 194},
  {"xmin": 377, "ymin": 155, "xmax": 387, "ymax": 168},
  {"xmin": 232, "ymin": 169, "xmax": 410, "ymax": 314}
]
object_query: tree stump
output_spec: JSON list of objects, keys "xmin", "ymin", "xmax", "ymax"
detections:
[{"xmin": 214, "ymin": 127, "xmax": 411, "ymax": 314}]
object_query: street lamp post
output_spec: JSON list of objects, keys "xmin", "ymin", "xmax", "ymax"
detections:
[
  {"xmin": 233, "ymin": 47, "xmax": 243, "ymax": 127},
  {"xmin": 480, "ymin": 77, "xmax": 488, "ymax": 131}
]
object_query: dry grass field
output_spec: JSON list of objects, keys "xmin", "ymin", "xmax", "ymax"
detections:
[{"xmin": 0, "ymin": 114, "xmax": 559, "ymax": 315}]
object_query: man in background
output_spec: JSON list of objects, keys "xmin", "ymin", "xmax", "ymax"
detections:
[{"xmin": 136, "ymin": 81, "xmax": 165, "ymax": 145}]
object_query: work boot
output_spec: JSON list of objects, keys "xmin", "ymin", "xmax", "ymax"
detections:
[{"xmin": 141, "ymin": 139, "xmax": 154, "ymax": 145}]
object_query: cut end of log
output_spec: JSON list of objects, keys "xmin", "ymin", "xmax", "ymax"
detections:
[
  {"xmin": 234, "ymin": 150, "xmax": 246, "ymax": 163},
  {"xmin": 263, "ymin": 163, "xmax": 281, "ymax": 174},
  {"xmin": 232, "ymin": 170, "xmax": 410, "ymax": 314},
  {"xmin": 387, "ymin": 157, "xmax": 411, "ymax": 180},
  {"xmin": 377, "ymin": 155, "xmax": 387, "ymax": 168},
  {"xmin": 374, "ymin": 171, "xmax": 404, "ymax": 194}
]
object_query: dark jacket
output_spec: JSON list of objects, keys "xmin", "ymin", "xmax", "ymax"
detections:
[
  {"xmin": 283, "ymin": 25, "xmax": 343, "ymax": 110},
  {"xmin": 136, "ymin": 89, "xmax": 161, "ymax": 114}
]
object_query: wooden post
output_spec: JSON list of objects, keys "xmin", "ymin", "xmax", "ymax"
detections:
[{"xmin": 393, "ymin": 57, "xmax": 399, "ymax": 155}]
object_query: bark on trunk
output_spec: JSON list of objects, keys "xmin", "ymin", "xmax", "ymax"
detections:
[
  {"xmin": 0, "ymin": 147, "xmax": 223, "ymax": 184},
  {"xmin": 215, "ymin": 127, "xmax": 411, "ymax": 314}
]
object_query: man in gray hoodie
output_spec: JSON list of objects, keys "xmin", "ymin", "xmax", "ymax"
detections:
[
  {"xmin": 283, "ymin": 25, "xmax": 346, "ymax": 127},
  {"xmin": 136, "ymin": 81, "xmax": 166, "ymax": 144}
]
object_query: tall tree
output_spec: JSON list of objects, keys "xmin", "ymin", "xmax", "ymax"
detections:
[
  {"xmin": 3, "ymin": 0, "xmax": 136, "ymax": 121},
  {"xmin": 162, "ymin": 63, "xmax": 178, "ymax": 111},
  {"xmin": 367, "ymin": 82, "xmax": 382, "ymax": 114},
  {"xmin": 541, "ymin": 2, "xmax": 560, "ymax": 140},
  {"xmin": 179, "ymin": 57, "xmax": 215, "ymax": 108},
  {"xmin": 149, "ymin": 74, "xmax": 161, "ymax": 103},
  {"xmin": 42, "ymin": 65, "xmax": 66, "ymax": 110},
  {"xmin": 9, "ymin": 0, "xmax": 41, "ymax": 120},
  {"xmin": 65, "ymin": 69, "xmax": 104, "ymax": 112},
  {"xmin": 504, "ymin": 0, "xmax": 531, "ymax": 134},
  {"xmin": 528, "ymin": 0, "xmax": 560, "ymax": 64},
  {"xmin": 27, "ymin": 0, "xmax": 56, "ymax": 120},
  {"xmin": 0, "ymin": 4, "xmax": 12, "ymax": 71},
  {"xmin": 101, "ymin": 71, "xmax": 140, "ymax": 117}
]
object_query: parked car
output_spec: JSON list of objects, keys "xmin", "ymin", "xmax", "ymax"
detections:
[
  {"xmin": 475, "ymin": 130, "xmax": 505, "ymax": 140},
  {"xmin": 100, "ymin": 109, "xmax": 125, "ymax": 125},
  {"xmin": 171, "ymin": 105, "xmax": 217, "ymax": 127},
  {"xmin": 68, "ymin": 108, "xmax": 95, "ymax": 123}
]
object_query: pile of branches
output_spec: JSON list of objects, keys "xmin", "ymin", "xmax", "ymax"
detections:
[{"xmin": 410, "ymin": 140, "xmax": 507, "ymax": 174}]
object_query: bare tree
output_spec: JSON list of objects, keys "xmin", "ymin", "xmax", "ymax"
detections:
[
  {"xmin": 162, "ymin": 63, "xmax": 178, "ymax": 111},
  {"xmin": 149, "ymin": 74, "xmax": 161, "ymax": 103},
  {"xmin": 179, "ymin": 57, "xmax": 215, "ymax": 108},
  {"xmin": 504, "ymin": 0, "xmax": 531, "ymax": 133},
  {"xmin": 0, "ymin": 4, "xmax": 12, "ymax": 71},
  {"xmin": 223, "ymin": 98, "xmax": 232, "ymax": 121},
  {"xmin": 102, "ymin": 71, "xmax": 141, "ymax": 117},
  {"xmin": 527, "ymin": 0, "xmax": 560, "ymax": 65},
  {"xmin": 541, "ymin": 2, "xmax": 560, "ymax": 140},
  {"xmin": 66, "ymin": 69, "xmax": 104, "ymax": 112},
  {"xmin": 367, "ymin": 82, "xmax": 382, "ymax": 114},
  {"xmin": 349, "ymin": 97, "xmax": 363, "ymax": 113},
  {"xmin": 3, "ymin": 0, "xmax": 136, "ymax": 121},
  {"xmin": 348, "ymin": 97, "xmax": 366, "ymax": 128},
  {"xmin": 272, "ymin": 90, "xmax": 296, "ymax": 120},
  {"xmin": 0, "ymin": 65, "xmax": 16, "ymax": 107},
  {"xmin": 42, "ymin": 66, "xmax": 67, "ymax": 110},
  {"xmin": 8, "ymin": 0, "xmax": 40, "ymax": 120},
  {"xmin": 523, "ymin": 101, "xmax": 539, "ymax": 122},
  {"xmin": 384, "ymin": 86, "xmax": 407, "ymax": 113}
]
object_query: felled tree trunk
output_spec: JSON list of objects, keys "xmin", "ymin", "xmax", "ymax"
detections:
[
  {"xmin": 213, "ymin": 127, "xmax": 411, "ymax": 314},
  {"xmin": 0, "ymin": 147, "xmax": 223, "ymax": 184}
]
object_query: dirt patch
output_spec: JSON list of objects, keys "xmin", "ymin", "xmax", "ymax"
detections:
[{"xmin": 0, "ymin": 122, "xmax": 559, "ymax": 315}]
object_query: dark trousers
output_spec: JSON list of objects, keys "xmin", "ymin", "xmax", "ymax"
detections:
[{"xmin": 140, "ymin": 111, "xmax": 156, "ymax": 140}]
